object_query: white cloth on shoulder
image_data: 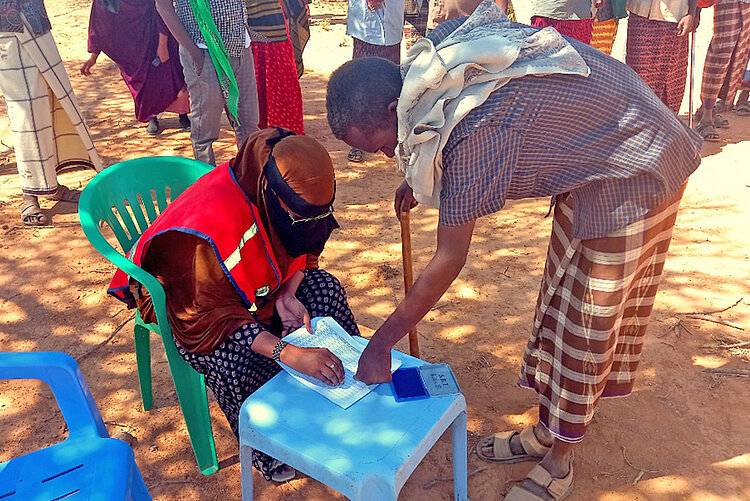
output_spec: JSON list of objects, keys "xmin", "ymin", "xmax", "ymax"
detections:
[{"xmin": 396, "ymin": 0, "xmax": 590, "ymax": 208}]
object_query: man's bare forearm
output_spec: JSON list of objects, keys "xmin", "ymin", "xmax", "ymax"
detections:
[
  {"xmin": 369, "ymin": 220, "xmax": 475, "ymax": 349},
  {"xmin": 155, "ymin": 0, "xmax": 200, "ymax": 57}
]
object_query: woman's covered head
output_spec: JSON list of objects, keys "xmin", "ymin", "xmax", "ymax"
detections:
[{"xmin": 261, "ymin": 133, "xmax": 339, "ymax": 257}]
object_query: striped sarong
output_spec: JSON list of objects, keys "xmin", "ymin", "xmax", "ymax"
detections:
[
  {"xmin": 0, "ymin": 24, "xmax": 101, "ymax": 196},
  {"xmin": 626, "ymin": 13, "xmax": 688, "ymax": 113},
  {"xmin": 700, "ymin": 0, "xmax": 750, "ymax": 106},
  {"xmin": 518, "ymin": 184, "xmax": 686, "ymax": 443},
  {"xmin": 591, "ymin": 19, "xmax": 618, "ymax": 55}
]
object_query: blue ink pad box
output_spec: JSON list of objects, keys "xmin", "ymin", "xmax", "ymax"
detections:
[{"xmin": 391, "ymin": 363, "xmax": 460, "ymax": 402}]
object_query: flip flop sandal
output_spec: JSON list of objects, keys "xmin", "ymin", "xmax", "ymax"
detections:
[
  {"xmin": 476, "ymin": 426, "xmax": 551, "ymax": 463},
  {"xmin": 695, "ymin": 121, "xmax": 720, "ymax": 142},
  {"xmin": 48, "ymin": 185, "xmax": 81, "ymax": 203},
  {"xmin": 21, "ymin": 200, "xmax": 49, "ymax": 226},
  {"xmin": 348, "ymin": 148, "xmax": 364, "ymax": 163},
  {"xmin": 713, "ymin": 114, "xmax": 730, "ymax": 128},
  {"xmin": 715, "ymin": 99, "xmax": 726, "ymax": 113},
  {"xmin": 504, "ymin": 457, "xmax": 574, "ymax": 501},
  {"xmin": 734, "ymin": 102, "xmax": 750, "ymax": 116}
]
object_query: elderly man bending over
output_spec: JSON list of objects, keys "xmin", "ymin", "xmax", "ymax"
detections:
[{"xmin": 325, "ymin": 2, "xmax": 701, "ymax": 500}]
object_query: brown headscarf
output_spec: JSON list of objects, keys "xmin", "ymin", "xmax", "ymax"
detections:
[
  {"xmin": 134, "ymin": 128, "xmax": 337, "ymax": 354},
  {"xmin": 232, "ymin": 127, "xmax": 335, "ymax": 274}
]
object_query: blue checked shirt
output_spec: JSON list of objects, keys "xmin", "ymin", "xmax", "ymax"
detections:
[{"xmin": 429, "ymin": 21, "xmax": 702, "ymax": 239}]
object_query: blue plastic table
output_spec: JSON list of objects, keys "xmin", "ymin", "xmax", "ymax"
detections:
[{"xmin": 238, "ymin": 337, "xmax": 468, "ymax": 500}]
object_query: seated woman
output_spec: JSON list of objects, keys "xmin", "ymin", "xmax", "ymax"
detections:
[{"xmin": 108, "ymin": 128, "xmax": 359, "ymax": 481}]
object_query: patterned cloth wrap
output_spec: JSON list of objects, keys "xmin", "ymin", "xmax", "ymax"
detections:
[{"xmin": 396, "ymin": 0, "xmax": 590, "ymax": 207}]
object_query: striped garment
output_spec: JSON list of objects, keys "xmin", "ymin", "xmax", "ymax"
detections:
[
  {"xmin": 0, "ymin": 24, "xmax": 101, "ymax": 196},
  {"xmin": 591, "ymin": 18, "xmax": 618, "ymax": 54},
  {"xmin": 626, "ymin": 13, "xmax": 689, "ymax": 113},
  {"xmin": 279, "ymin": 0, "xmax": 310, "ymax": 77},
  {"xmin": 700, "ymin": 0, "xmax": 750, "ymax": 106},
  {"xmin": 246, "ymin": 0, "xmax": 290, "ymax": 43},
  {"xmin": 518, "ymin": 184, "xmax": 686, "ymax": 443},
  {"xmin": 530, "ymin": 16, "xmax": 595, "ymax": 44}
]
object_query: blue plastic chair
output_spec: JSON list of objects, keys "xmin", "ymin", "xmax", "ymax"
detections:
[
  {"xmin": 0, "ymin": 351, "xmax": 151, "ymax": 500},
  {"xmin": 238, "ymin": 319, "xmax": 468, "ymax": 500}
]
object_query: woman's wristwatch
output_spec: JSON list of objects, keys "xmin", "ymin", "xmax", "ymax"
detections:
[{"xmin": 272, "ymin": 340, "xmax": 289, "ymax": 362}]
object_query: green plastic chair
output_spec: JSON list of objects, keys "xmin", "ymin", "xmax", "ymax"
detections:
[{"xmin": 78, "ymin": 156, "xmax": 219, "ymax": 476}]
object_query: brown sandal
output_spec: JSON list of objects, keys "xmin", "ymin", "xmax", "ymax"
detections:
[
  {"xmin": 21, "ymin": 198, "xmax": 49, "ymax": 226},
  {"xmin": 476, "ymin": 426, "xmax": 551, "ymax": 463},
  {"xmin": 504, "ymin": 458, "xmax": 574, "ymax": 501},
  {"xmin": 48, "ymin": 185, "xmax": 81, "ymax": 203}
]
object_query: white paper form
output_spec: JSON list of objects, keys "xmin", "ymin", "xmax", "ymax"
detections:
[{"xmin": 279, "ymin": 317, "xmax": 401, "ymax": 409}]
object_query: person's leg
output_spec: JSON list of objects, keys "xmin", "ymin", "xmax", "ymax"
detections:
[
  {"xmin": 698, "ymin": 0, "xmax": 742, "ymax": 134},
  {"xmin": 229, "ymin": 46, "xmax": 260, "ymax": 149},
  {"xmin": 174, "ymin": 324, "xmax": 294, "ymax": 481},
  {"xmin": 626, "ymin": 16, "xmax": 669, "ymax": 106},
  {"xmin": 296, "ymin": 269, "xmax": 361, "ymax": 337},
  {"xmin": 503, "ymin": 188, "xmax": 686, "ymax": 500},
  {"xmin": 0, "ymin": 33, "xmax": 60, "ymax": 224},
  {"xmin": 179, "ymin": 47, "xmax": 224, "ymax": 165},
  {"xmin": 146, "ymin": 115, "xmax": 159, "ymax": 134},
  {"xmin": 263, "ymin": 40, "xmax": 305, "ymax": 134},
  {"xmin": 726, "ymin": 3, "xmax": 750, "ymax": 107},
  {"xmin": 664, "ymin": 23, "xmax": 689, "ymax": 114}
]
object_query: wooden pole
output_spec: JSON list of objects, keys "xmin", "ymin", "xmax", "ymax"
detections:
[
  {"xmin": 689, "ymin": 31, "xmax": 696, "ymax": 129},
  {"xmin": 400, "ymin": 211, "xmax": 420, "ymax": 358}
]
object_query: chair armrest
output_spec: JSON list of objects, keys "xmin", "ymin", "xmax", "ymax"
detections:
[{"xmin": 0, "ymin": 352, "xmax": 109, "ymax": 440}]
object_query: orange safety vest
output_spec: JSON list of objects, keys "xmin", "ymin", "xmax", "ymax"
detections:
[{"xmin": 108, "ymin": 160, "xmax": 307, "ymax": 309}]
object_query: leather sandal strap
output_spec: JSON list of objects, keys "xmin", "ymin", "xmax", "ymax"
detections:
[
  {"xmin": 519, "ymin": 426, "xmax": 551, "ymax": 457},
  {"xmin": 525, "ymin": 460, "xmax": 574, "ymax": 500},
  {"xmin": 492, "ymin": 430, "xmax": 516, "ymax": 459}
]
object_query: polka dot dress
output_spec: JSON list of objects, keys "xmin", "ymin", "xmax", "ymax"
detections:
[{"xmin": 176, "ymin": 269, "xmax": 360, "ymax": 479}]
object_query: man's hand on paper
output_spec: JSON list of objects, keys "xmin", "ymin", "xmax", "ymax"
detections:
[
  {"xmin": 354, "ymin": 339, "xmax": 393, "ymax": 384},
  {"xmin": 276, "ymin": 290, "xmax": 313, "ymax": 337},
  {"xmin": 281, "ymin": 345, "xmax": 345, "ymax": 386}
]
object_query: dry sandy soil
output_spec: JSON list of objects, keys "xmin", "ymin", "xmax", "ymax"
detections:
[{"xmin": 1, "ymin": 0, "xmax": 749, "ymax": 500}]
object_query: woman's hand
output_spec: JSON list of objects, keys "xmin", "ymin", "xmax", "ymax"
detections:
[
  {"xmin": 80, "ymin": 53, "xmax": 99, "ymax": 76},
  {"xmin": 280, "ymin": 345, "xmax": 345, "ymax": 386},
  {"xmin": 394, "ymin": 180, "xmax": 418, "ymax": 220},
  {"xmin": 275, "ymin": 291, "xmax": 312, "ymax": 336}
]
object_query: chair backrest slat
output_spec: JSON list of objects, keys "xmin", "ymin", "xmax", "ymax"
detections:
[{"xmin": 80, "ymin": 157, "xmax": 212, "ymax": 255}]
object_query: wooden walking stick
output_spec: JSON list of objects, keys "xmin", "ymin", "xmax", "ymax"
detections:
[
  {"xmin": 400, "ymin": 211, "xmax": 420, "ymax": 358},
  {"xmin": 689, "ymin": 30, "xmax": 696, "ymax": 128}
]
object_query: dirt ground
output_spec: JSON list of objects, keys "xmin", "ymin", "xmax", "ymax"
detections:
[{"xmin": 1, "ymin": 0, "xmax": 749, "ymax": 499}]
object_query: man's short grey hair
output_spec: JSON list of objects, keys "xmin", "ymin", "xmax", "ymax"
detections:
[{"xmin": 326, "ymin": 57, "xmax": 403, "ymax": 139}]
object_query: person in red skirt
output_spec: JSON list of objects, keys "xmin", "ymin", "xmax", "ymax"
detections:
[{"xmin": 246, "ymin": 0, "xmax": 305, "ymax": 135}]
